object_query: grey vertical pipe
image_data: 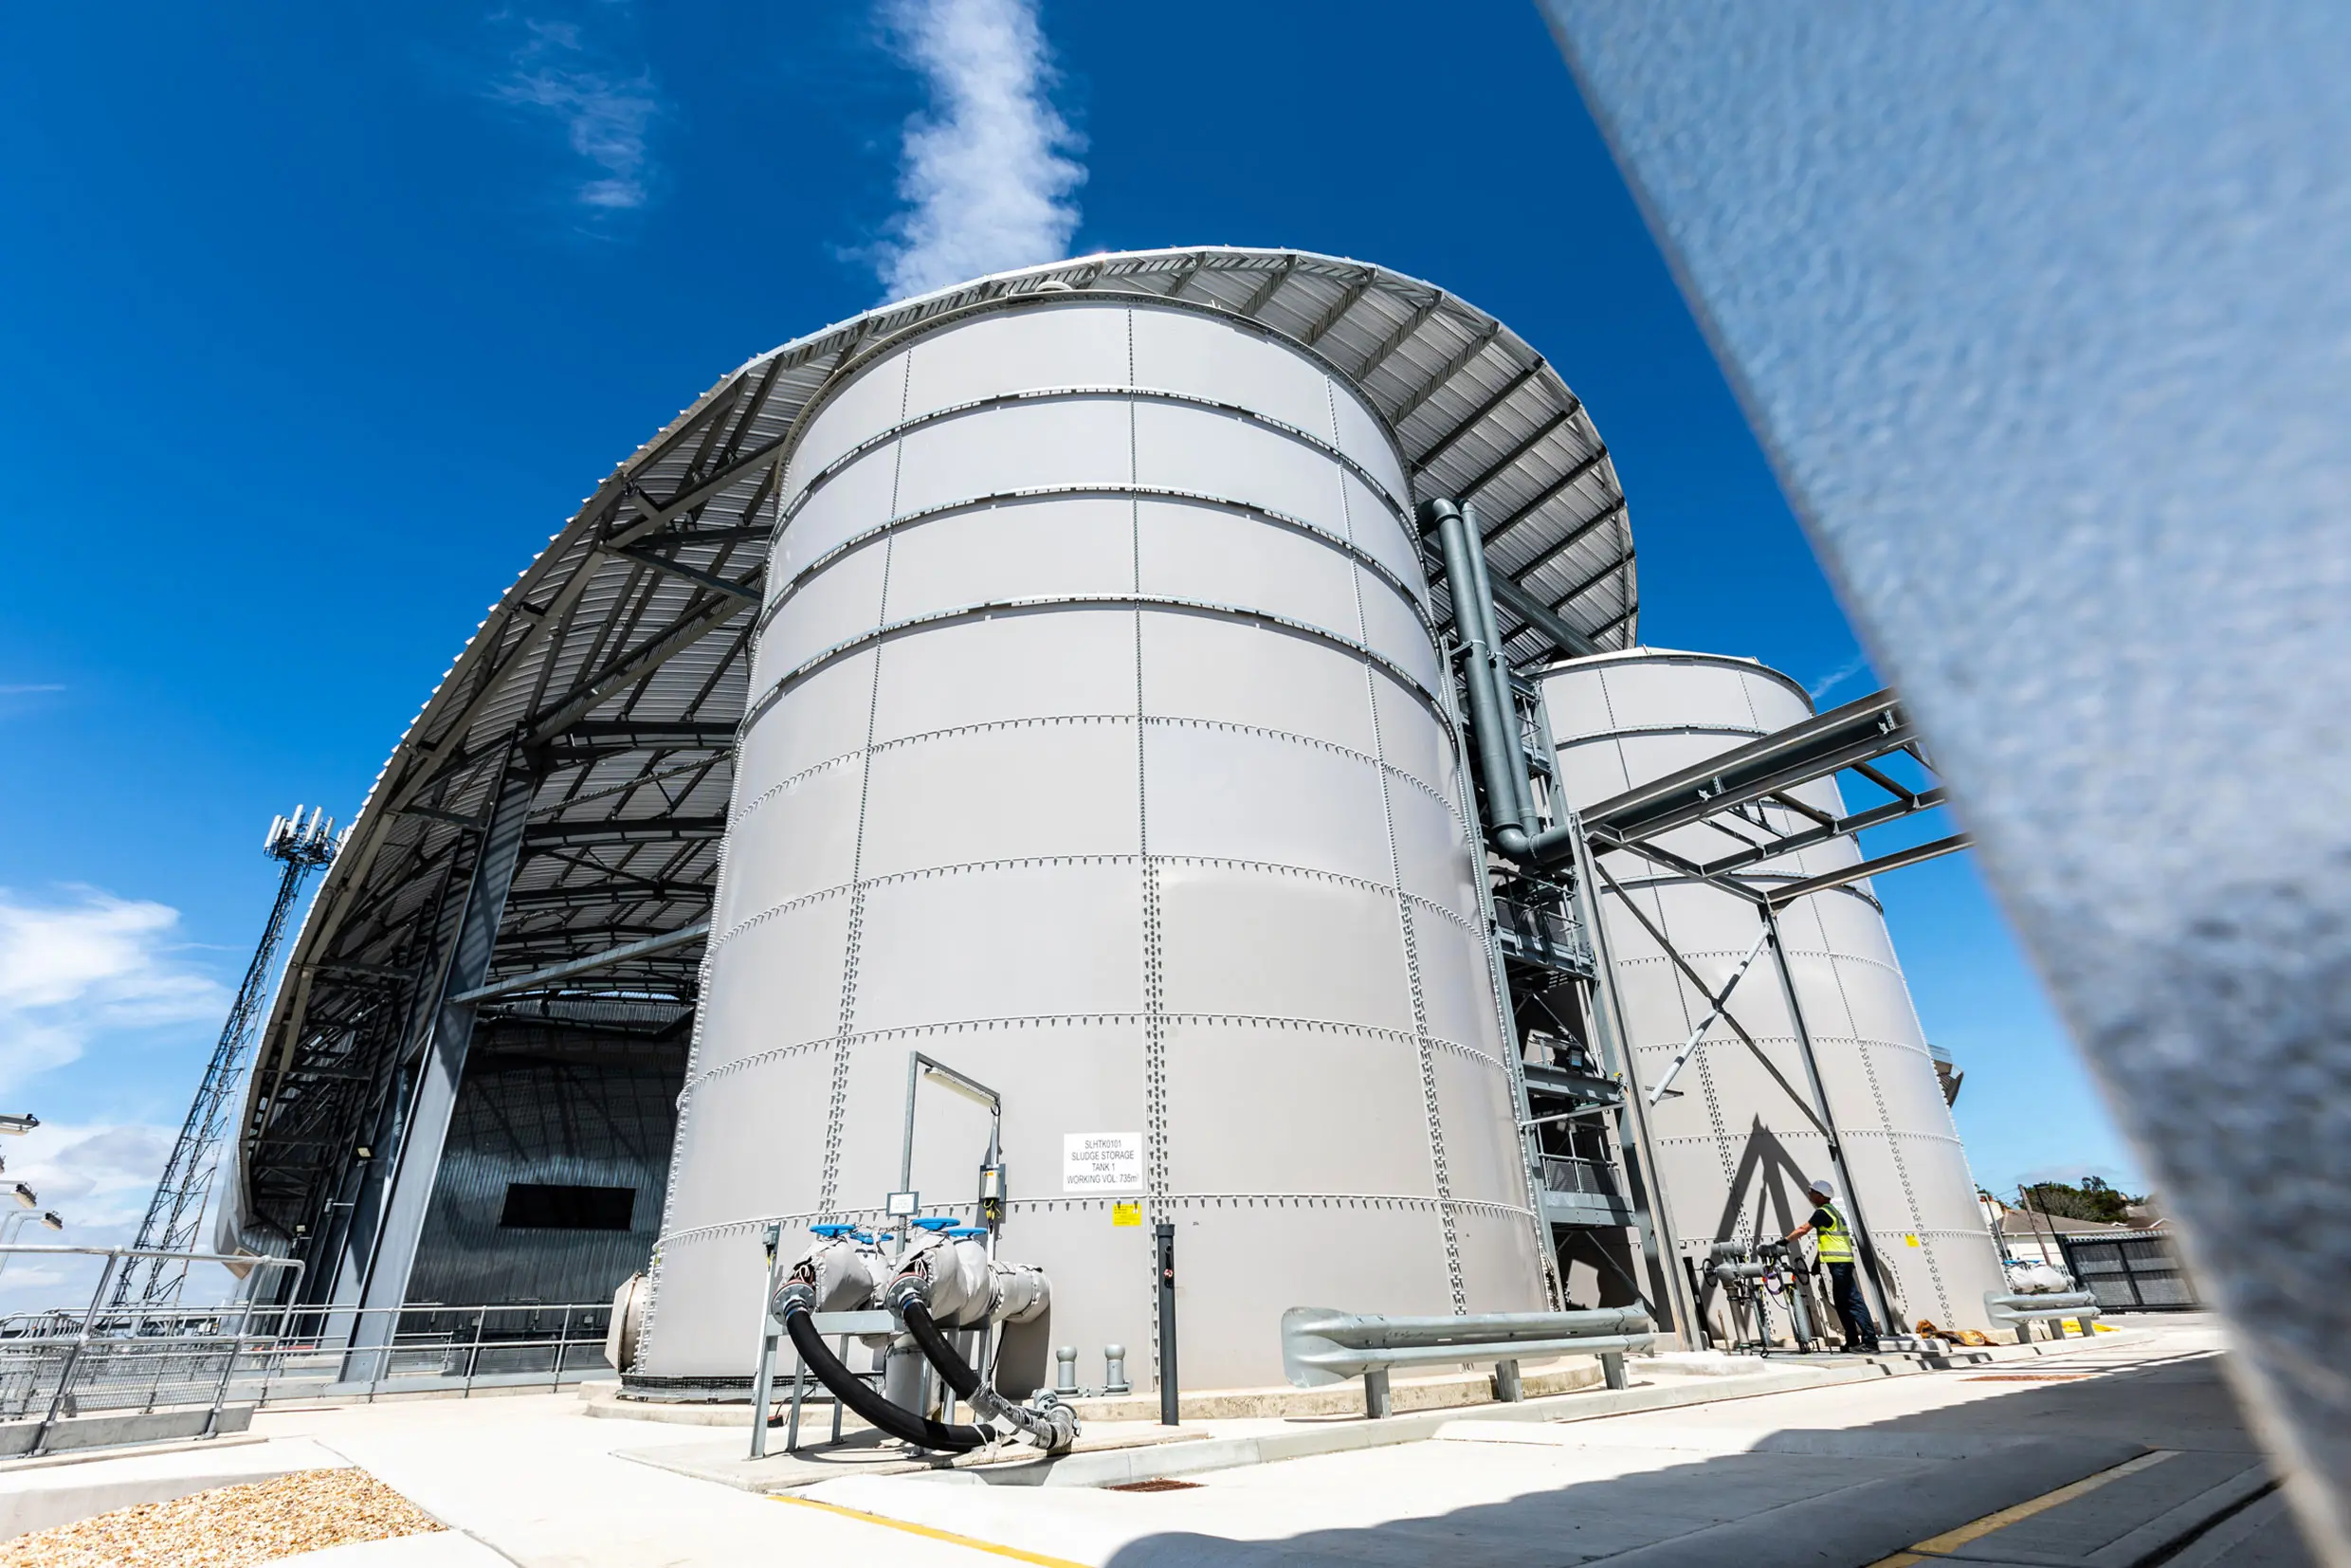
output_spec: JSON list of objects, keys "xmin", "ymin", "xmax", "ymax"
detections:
[
  {"xmin": 1757, "ymin": 903, "xmax": 1896, "ymax": 1336},
  {"xmin": 1459, "ymin": 501, "xmax": 1539, "ymax": 839},
  {"xmin": 1433, "ymin": 497, "xmax": 1566, "ymax": 1310},
  {"xmin": 1431, "ymin": 501, "xmax": 1536, "ymax": 851},
  {"xmin": 349, "ymin": 759, "xmax": 534, "ymax": 1363}
]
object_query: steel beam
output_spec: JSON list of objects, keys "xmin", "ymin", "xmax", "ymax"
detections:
[
  {"xmin": 501, "ymin": 881, "xmax": 712, "ymax": 913},
  {"xmin": 1763, "ymin": 833, "xmax": 1974, "ymax": 908},
  {"xmin": 1694, "ymin": 789, "xmax": 1950, "ymax": 878},
  {"xmin": 520, "ymin": 816, "xmax": 726, "ymax": 849},
  {"xmin": 1414, "ymin": 360, "xmax": 1548, "ymax": 472},
  {"xmin": 1581, "ymin": 689, "xmax": 1910, "ymax": 846},
  {"xmin": 347, "ymin": 762, "xmax": 533, "ymax": 1359},
  {"xmin": 1489, "ymin": 572, "xmax": 1602, "ymax": 661},
  {"xmin": 1458, "ymin": 408, "xmax": 1578, "ymax": 501},
  {"xmin": 608, "ymin": 542, "xmax": 762, "ymax": 602},
  {"xmin": 523, "ymin": 596, "xmax": 753, "ymax": 747}
]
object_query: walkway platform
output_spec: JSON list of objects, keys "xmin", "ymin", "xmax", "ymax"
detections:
[{"xmin": 0, "ymin": 1314, "xmax": 2314, "ymax": 1566}]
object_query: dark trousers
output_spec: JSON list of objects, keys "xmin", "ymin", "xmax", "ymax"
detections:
[{"xmin": 1826, "ymin": 1261, "xmax": 1878, "ymax": 1350}]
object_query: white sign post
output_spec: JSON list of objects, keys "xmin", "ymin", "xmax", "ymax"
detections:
[{"xmin": 1063, "ymin": 1132, "xmax": 1143, "ymax": 1194}]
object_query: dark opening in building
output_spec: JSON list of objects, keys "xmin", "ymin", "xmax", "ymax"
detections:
[{"xmin": 500, "ymin": 1183, "xmax": 635, "ymax": 1231}]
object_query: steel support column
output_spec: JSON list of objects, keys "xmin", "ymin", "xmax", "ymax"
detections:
[
  {"xmin": 1569, "ymin": 829, "xmax": 1696, "ymax": 1341},
  {"xmin": 346, "ymin": 760, "xmax": 534, "ymax": 1368},
  {"xmin": 1756, "ymin": 902, "xmax": 1898, "ymax": 1337}
]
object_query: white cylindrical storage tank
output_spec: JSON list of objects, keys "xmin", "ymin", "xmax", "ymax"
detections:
[
  {"xmin": 632, "ymin": 291, "xmax": 1545, "ymax": 1393},
  {"xmin": 1538, "ymin": 649, "xmax": 2005, "ymax": 1335}
]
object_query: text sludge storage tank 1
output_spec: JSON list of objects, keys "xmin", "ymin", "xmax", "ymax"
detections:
[
  {"xmin": 632, "ymin": 291, "xmax": 1548, "ymax": 1392},
  {"xmin": 1538, "ymin": 649, "xmax": 2005, "ymax": 1336}
]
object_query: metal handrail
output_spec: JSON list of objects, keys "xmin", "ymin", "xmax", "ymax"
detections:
[{"xmin": 0, "ymin": 1246, "xmax": 615, "ymax": 1456}]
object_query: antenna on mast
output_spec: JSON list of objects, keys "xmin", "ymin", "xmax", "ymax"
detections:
[{"xmin": 115, "ymin": 807, "xmax": 341, "ymax": 1312}]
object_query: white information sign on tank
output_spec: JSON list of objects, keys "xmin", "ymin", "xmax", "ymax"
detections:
[{"xmin": 1064, "ymin": 1133, "xmax": 1143, "ymax": 1194}]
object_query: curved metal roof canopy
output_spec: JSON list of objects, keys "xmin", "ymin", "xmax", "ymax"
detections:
[{"xmin": 235, "ymin": 246, "xmax": 1638, "ymax": 1251}]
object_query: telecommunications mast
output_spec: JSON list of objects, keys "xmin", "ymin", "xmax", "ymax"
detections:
[{"xmin": 114, "ymin": 807, "xmax": 342, "ymax": 1311}]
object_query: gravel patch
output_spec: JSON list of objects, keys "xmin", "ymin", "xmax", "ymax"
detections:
[{"xmin": 0, "ymin": 1468, "xmax": 444, "ymax": 1566}]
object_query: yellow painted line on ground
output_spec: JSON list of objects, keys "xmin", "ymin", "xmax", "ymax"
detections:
[
  {"xmin": 772, "ymin": 1492, "xmax": 1095, "ymax": 1567},
  {"xmin": 1864, "ymin": 1450, "xmax": 2178, "ymax": 1565}
]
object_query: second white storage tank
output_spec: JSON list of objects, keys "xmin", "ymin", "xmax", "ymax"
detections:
[{"xmin": 1539, "ymin": 649, "xmax": 2005, "ymax": 1335}]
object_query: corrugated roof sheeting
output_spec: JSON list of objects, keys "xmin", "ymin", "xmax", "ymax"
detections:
[{"xmin": 238, "ymin": 246, "xmax": 1638, "ymax": 1249}]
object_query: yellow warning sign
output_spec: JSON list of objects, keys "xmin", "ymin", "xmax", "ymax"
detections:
[
  {"xmin": 1904, "ymin": 1233, "xmax": 1922, "ymax": 1248},
  {"xmin": 1112, "ymin": 1201, "xmax": 1142, "ymax": 1228}
]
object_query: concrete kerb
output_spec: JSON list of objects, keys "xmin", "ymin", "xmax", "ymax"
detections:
[{"xmin": 0, "ymin": 1434, "xmax": 351, "ymax": 1542}]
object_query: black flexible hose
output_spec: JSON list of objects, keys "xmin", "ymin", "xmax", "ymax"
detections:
[
  {"xmin": 901, "ymin": 1297, "xmax": 983, "ymax": 1399},
  {"xmin": 899, "ymin": 1290, "xmax": 1077, "ymax": 1452},
  {"xmin": 778, "ymin": 1300, "xmax": 987, "ymax": 1452}
]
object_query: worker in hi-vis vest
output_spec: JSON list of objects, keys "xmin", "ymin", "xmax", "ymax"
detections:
[{"xmin": 1784, "ymin": 1177, "xmax": 1880, "ymax": 1353}]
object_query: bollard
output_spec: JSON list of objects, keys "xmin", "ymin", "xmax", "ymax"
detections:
[
  {"xmin": 1054, "ymin": 1344, "xmax": 1080, "ymax": 1396},
  {"xmin": 1104, "ymin": 1343, "xmax": 1131, "ymax": 1395},
  {"xmin": 1156, "ymin": 1222, "xmax": 1179, "ymax": 1427}
]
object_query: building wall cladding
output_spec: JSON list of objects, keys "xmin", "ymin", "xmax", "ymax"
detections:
[
  {"xmin": 1539, "ymin": 650, "xmax": 2006, "ymax": 1334},
  {"xmin": 406, "ymin": 1043, "xmax": 682, "ymax": 1309},
  {"xmin": 635, "ymin": 294, "xmax": 1546, "ymax": 1391}
]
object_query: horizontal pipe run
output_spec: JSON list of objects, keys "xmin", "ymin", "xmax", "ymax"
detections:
[{"xmin": 449, "ymin": 922, "xmax": 710, "ymax": 1004}]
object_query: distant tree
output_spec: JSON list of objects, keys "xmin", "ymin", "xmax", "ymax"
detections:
[{"xmin": 2021, "ymin": 1175, "xmax": 2145, "ymax": 1225}]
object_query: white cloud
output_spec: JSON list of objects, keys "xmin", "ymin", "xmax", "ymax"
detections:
[
  {"xmin": 1807, "ymin": 650, "xmax": 1872, "ymax": 702},
  {"xmin": 872, "ymin": 0, "xmax": 1085, "ymax": 301},
  {"xmin": 0, "ymin": 889, "xmax": 225, "ymax": 1089},
  {"xmin": 492, "ymin": 18, "xmax": 660, "ymax": 212},
  {"xmin": 0, "ymin": 1121, "xmax": 240, "ymax": 1315}
]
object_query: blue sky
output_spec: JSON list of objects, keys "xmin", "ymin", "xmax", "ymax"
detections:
[{"xmin": 0, "ymin": 0, "xmax": 2139, "ymax": 1303}]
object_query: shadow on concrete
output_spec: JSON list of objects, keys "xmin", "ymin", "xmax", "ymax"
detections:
[{"xmin": 1099, "ymin": 1349, "xmax": 2312, "ymax": 1568}]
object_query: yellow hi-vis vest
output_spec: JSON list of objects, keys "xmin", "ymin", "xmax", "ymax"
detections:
[{"xmin": 1813, "ymin": 1203, "xmax": 1856, "ymax": 1264}]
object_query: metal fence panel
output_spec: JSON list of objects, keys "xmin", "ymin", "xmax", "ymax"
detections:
[{"xmin": 2057, "ymin": 1232, "xmax": 2199, "ymax": 1311}]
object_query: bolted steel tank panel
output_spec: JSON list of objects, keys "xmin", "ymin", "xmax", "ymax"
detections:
[
  {"xmin": 633, "ymin": 293, "xmax": 1545, "ymax": 1392},
  {"xmin": 1539, "ymin": 649, "xmax": 2006, "ymax": 1336}
]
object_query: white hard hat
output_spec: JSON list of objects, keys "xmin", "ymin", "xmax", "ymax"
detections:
[{"xmin": 1806, "ymin": 1177, "xmax": 1836, "ymax": 1199}]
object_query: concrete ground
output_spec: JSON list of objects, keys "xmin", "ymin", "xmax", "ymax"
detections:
[{"xmin": 0, "ymin": 1313, "xmax": 2317, "ymax": 1566}]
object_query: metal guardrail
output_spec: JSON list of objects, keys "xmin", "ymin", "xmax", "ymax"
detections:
[
  {"xmin": 0, "ymin": 1246, "xmax": 613, "ymax": 1456},
  {"xmin": 1281, "ymin": 1305, "xmax": 1654, "ymax": 1417},
  {"xmin": 1982, "ymin": 1288, "xmax": 2102, "ymax": 1343}
]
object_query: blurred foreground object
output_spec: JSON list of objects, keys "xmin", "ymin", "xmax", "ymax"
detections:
[{"xmin": 1537, "ymin": 2, "xmax": 2351, "ymax": 1556}]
